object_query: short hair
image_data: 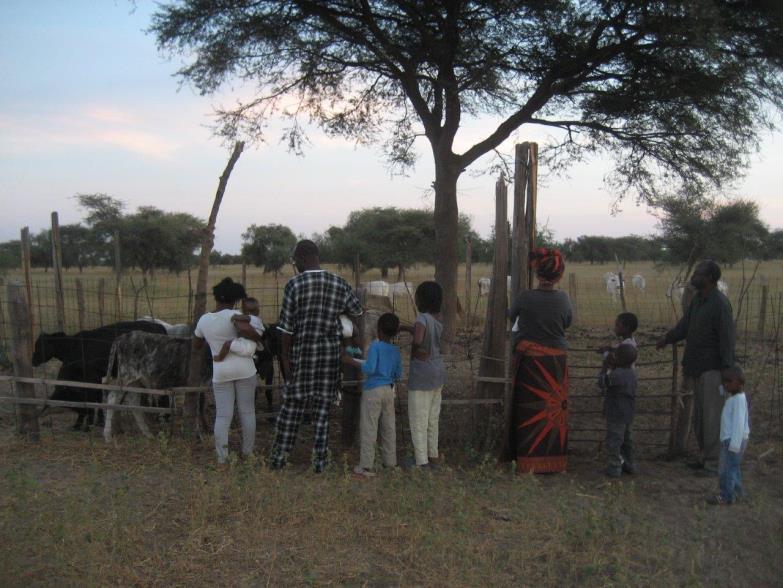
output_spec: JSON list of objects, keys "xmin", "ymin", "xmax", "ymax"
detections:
[
  {"xmin": 377, "ymin": 313, "xmax": 400, "ymax": 337},
  {"xmin": 697, "ymin": 259, "xmax": 721, "ymax": 283},
  {"xmin": 722, "ymin": 365, "xmax": 745, "ymax": 384},
  {"xmin": 415, "ymin": 281, "xmax": 443, "ymax": 314},
  {"xmin": 294, "ymin": 239, "xmax": 319, "ymax": 259},
  {"xmin": 617, "ymin": 312, "xmax": 639, "ymax": 333},
  {"xmin": 212, "ymin": 277, "xmax": 247, "ymax": 304},
  {"xmin": 244, "ymin": 297, "xmax": 259, "ymax": 305},
  {"xmin": 614, "ymin": 344, "xmax": 638, "ymax": 368}
]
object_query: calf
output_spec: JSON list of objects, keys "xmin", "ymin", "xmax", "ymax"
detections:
[
  {"xmin": 103, "ymin": 331, "xmax": 191, "ymax": 441},
  {"xmin": 33, "ymin": 321, "xmax": 166, "ymax": 430},
  {"xmin": 257, "ymin": 323, "xmax": 283, "ymax": 414}
]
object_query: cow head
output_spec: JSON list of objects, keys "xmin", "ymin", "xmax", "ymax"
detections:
[{"xmin": 32, "ymin": 332, "xmax": 67, "ymax": 366}]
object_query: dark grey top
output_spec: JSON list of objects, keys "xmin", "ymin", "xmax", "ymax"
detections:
[
  {"xmin": 664, "ymin": 288, "xmax": 735, "ymax": 377},
  {"xmin": 508, "ymin": 289, "xmax": 573, "ymax": 349},
  {"xmin": 599, "ymin": 367, "xmax": 637, "ymax": 424},
  {"xmin": 407, "ymin": 313, "xmax": 445, "ymax": 391}
]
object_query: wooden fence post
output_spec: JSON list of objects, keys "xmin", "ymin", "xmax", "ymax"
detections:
[
  {"xmin": 114, "ymin": 231, "xmax": 122, "ymax": 321},
  {"xmin": 51, "ymin": 212, "xmax": 66, "ymax": 332},
  {"xmin": 98, "ymin": 278, "xmax": 106, "ymax": 325},
  {"xmin": 478, "ymin": 176, "xmax": 508, "ymax": 448},
  {"xmin": 568, "ymin": 273, "xmax": 578, "ymax": 324},
  {"xmin": 525, "ymin": 143, "xmax": 538, "ymax": 289},
  {"xmin": 7, "ymin": 282, "xmax": 39, "ymax": 441},
  {"xmin": 758, "ymin": 284, "xmax": 769, "ymax": 337},
  {"xmin": 20, "ymin": 227, "xmax": 34, "ymax": 342},
  {"xmin": 464, "ymin": 238, "xmax": 472, "ymax": 329},
  {"xmin": 510, "ymin": 143, "xmax": 530, "ymax": 300},
  {"xmin": 75, "ymin": 278, "xmax": 86, "ymax": 331},
  {"xmin": 668, "ymin": 344, "xmax": 679, "ymax": 456},
  {"xmin": 0, "ymin": 278, "xmax": 6, "ymax": 346}
]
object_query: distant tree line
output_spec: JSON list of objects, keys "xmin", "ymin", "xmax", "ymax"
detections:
[{"xmin": 1, "ymin": 196, "xmax": 781, "ymax": 274}]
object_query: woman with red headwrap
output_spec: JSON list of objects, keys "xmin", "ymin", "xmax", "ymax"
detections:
[{"xmin": 507, "ymin": 248, "xmax": 573, "ymax": 473}]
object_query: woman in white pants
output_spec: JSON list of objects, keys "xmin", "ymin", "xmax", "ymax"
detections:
[{"xmin": 194, "ymin": 278, "xmax": 260, "ymax": 463}]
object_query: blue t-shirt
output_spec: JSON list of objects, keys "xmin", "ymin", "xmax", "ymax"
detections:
[{"xmin": 362, "ymin": 340, "xmax": 402, "ymax": 391}]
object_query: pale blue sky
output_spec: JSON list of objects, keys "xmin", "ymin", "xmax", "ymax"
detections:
[{"xmin": 1, "ymin": 1, "xmax": 781, "ymax": 253}]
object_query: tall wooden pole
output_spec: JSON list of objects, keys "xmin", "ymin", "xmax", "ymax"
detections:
[
  {"xmin": 478, "ymin": 177, "xmax": 508, "ymax": 446},
  {"xmin": 20, "ymin": 227, "xmax": 34, "ymax": 344},
  {"xmin": 75, "ymin": 278, "xmax": 86, "ymax": 331},
  {"xmin": 524, "ymin": 143, "xmax": 538, "ymax": 289},
  {"xmin": 51, "ymin": 212, "xmax": 66, "ymax": 332},
  {"xmin": 510, "ymin": 143, "xmax": 530, "ymax": 302},
  {"xmin": 184, "ymin": 141, "xmax": 245, "ymax": 436},
  {"xmin": 113, "ymin": 231, "xmax": 122, "ymax": 321},
  {"xmin": 8, "ymin": 282, "xmax": 39, "ymax": 441},
  {"xmin": 464, "ymin": 238, "xmax": 472, "ymax": 329}
]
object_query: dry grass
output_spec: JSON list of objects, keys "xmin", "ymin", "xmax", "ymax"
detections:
[{"xmin": 0, "ymin": 433, "xmax": 781, "ymax": 587}]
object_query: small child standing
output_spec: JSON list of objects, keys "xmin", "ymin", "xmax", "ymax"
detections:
[
  {"xmin": 213, "ymin": 297, "xmax": 265, "ymax": 362},
  {"xmin": 600, "ymin": 312, "xmax": 638, "ymax": 367},
  {"xmin": 599, "ymin": 344, "xmax": 639, "ymax": 477},
  {"xmin": 403, "ymin": 281, "xmax": 445, "ymax": 469},
  {"xmin": 344, "ymin": 313, "xmax": 402, "ymax": 477},
  {"xmin": 707, "ymin": 366, "xmax": 750, "ymax": 505}
]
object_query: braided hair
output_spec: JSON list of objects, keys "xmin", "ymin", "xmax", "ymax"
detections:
[{"xmin": 529, "ymin": 247, "xmax": 565, "ymax": 283}]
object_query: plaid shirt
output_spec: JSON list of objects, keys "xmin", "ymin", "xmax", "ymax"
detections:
[{"xmin": 277, "ymin": 270, "xmax": 363, "ymax": 400}]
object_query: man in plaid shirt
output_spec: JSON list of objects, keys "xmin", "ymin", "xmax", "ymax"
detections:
[{"xmin": 270, "ymin": 240, "xmax": 363, "ymax": 472}]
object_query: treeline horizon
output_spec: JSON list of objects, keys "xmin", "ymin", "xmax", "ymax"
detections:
[{"xmin": 1, "ymin": 195, "xmax": 781, "ymax": 276}]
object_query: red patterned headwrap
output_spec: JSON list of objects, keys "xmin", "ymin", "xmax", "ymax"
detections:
[{"xmin": 529, "ymin": 247, "xmax": 565, "ymax": 283}]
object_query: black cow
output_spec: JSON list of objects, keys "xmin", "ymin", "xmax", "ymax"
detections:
[
  {"xmin": 256, "ymin": 323, "xmax": 283, "ymax": 414},
  {"xmin": 33, "ymin": 321, "xmax": 167, "ymax": 431}
]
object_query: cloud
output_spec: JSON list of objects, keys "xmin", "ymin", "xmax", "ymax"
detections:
[{"xmin": 0, "ymin": 104, "xmax": 181, "ymax": 159}]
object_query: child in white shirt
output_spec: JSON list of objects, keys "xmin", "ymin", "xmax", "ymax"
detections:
[
  {"xmin": 707, "ymin": 366, "xmax": 750, "ymax": 505},
  {"xmin": 213, "ymin": 297, "xmax": 265, "ymax": 362}
]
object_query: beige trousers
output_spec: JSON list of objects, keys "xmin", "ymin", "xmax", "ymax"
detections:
[
  {"xmin": 359, "ymin": 385, "xmax": 397, "ymax": 470},
  {"xmin": 408, "ymin": 386, "xmax": 443, "ymax": 466}
]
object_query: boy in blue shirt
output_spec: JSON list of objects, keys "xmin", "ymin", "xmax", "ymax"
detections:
[{"xmin": 343, "ymin": 313, "xmax": 402, "ymax": 477}]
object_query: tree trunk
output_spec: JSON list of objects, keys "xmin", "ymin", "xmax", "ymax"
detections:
[
  {"xmin": 380, "ymin": 267, "xmax": 389, "ymax": 279},
  {"xmin": 433, "ymin": 165, "xmax": 460, "ymax": 347},
  {"xmin": 184, "ymin": 141, "xmax": 244, "ymax": 438}
]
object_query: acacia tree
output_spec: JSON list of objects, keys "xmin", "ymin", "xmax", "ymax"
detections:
[
  {"xmin": 152, "ymin": 1, "xmax": 783, "ymax": 339},
  {"xmin": 241, "ymin": 223, "xmax": 298, "ymax": 280}
]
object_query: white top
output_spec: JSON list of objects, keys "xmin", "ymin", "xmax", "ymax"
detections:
[
  {"xmin": 720, "ymin": 392, "xmax": 750, "ymax": 452},
  {"xmin": 249, "ymin": 314, "xmax": 265, "ymax": 350},
  {"xmin": 195, "ymin": 309, "xmax": 257, "ymax": 383}
]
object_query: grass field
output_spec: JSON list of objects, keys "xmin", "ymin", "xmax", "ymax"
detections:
[
  {"xmin": 0, "ymin": 432, "xmax": 781, "ymax": 586},
  {"xmin": 2, "ymin": 260, "xmax": 782, "ymax": 337}
]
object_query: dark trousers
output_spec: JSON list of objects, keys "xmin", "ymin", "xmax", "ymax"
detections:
[
  {"xmin": 693, "ymin": 370, "xmax": 725, "ymax": 471},
  {"xmin": 270, "ymin": 393, "xmax": 332, "ymax": 472},
  {"xmin": 605, "ymin": 420, "xmax": 634, "ymax": 474},
  {"xmin": 340, "ymin": 387, "xmax": 362, "ymax": 447}
]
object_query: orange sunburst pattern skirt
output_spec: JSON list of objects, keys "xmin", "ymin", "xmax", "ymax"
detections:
[{"xmin": 511, "ymin": 340, "xmax": 569, "ymax": 473}]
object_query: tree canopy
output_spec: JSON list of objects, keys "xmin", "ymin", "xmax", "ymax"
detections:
[
  {"xmin": 152, "ymin": 0, "xmax": 783, "ymax": 338},
  {"xmin": 241, "ymin": 223, "xmax": 298, "ymax": 276}
]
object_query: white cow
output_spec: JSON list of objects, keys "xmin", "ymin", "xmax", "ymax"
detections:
[
  {"xmin": 605, "ymin": 274, "xmax": 623, "ymax": 303},
  {"xmin": 603, "ymin": 271, "xmax": 618, "ymax": 285},
  {"xmin": 631, "ymin": 274, "xmax": 646, "ymax": 291},
  {"xmin": 141, "ymin": 316, "xmax": 191, "ymax": 338},
  {"xmin": 361, "ymin": 280, "xmax": 390, "ymax": 298},
  {"xmin": 389, "ymin": 281, "xmax": 414, "ymax": 298},
  {"xmin": 477, "ymin": 276, "xmax": 512, "ymax": 297},
  {"xmin": 666, "ymin": 282, "xmax": 686, "ymax": 303}
]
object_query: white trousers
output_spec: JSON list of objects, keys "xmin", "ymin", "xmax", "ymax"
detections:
[
  {"xmin": 408, "ymin": 386, "xmax": 443, "ymax": 465},
  {"xmin": 213, "ymin": 375, "xmax": 257, "ymax": 463}
]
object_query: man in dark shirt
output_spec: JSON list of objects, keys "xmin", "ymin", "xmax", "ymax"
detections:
[{"xmin": 657, "ymin": 260, "xmax": 735, "ymax": 474}]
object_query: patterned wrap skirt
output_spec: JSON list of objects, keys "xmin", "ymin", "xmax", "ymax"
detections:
[{"xmin": 511, "ymin": 340, "xmax": 569, "ymax": 473}]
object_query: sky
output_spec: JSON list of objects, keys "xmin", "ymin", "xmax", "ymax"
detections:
[{"xmin": 1, "ymin": 1, "xmax": 781, "ymax": 254}]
